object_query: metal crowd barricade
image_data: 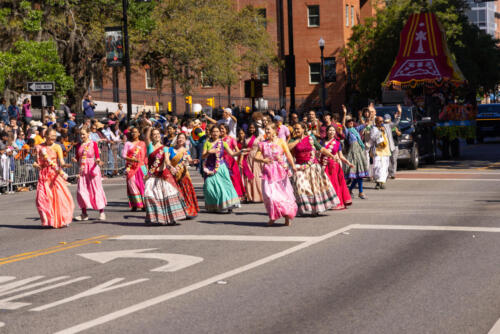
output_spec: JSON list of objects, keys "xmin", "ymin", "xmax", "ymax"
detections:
[{"xmin": 6, "ymin": 141, "xmax": 125, "ymax": 193}]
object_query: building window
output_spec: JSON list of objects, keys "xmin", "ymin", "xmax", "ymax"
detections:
[
  {"xmin": 258, "ymin": 65, "xmax": 269, "ymax": 86},
  {"xmin": 145, "ymin": 68, "xmax": 156, "ymax": 89},
  {"xmin": 91, "ymin": 70, "xmax": 102, "ymax": 91},
  {"xmin": 351, "ymin": 6, "xmax": 355, "ymax": 26},
  {"xmin": 309, "ymin": 63, "xmax": 320, "ymax": 84},
  {"xmin": 257, "ymin": 8, "xmax": 267, "ymax": 28},
  {"xmin": 345, "ymin": 5, "xmax": 349, "ymax": 26},
  {"xmin": 201, "ymin": 72, "xmax": 213, "ymax": 88},
  {"xmin": 307, "ymin": 5, "xmax": 320, "ymax": 27}
]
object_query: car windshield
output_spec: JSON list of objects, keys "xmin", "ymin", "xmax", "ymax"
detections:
[{"xmin": 375, "ymin": 106, "xmax": 412, "ymax": 127}]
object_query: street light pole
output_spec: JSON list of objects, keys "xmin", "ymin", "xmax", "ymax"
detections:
[
  {"xmin": 319, "ymin": 37, "xmax": 326, "ymax": 113},
  {"xmin": 122, "ymin": 0, "xmax": 133, "ymax": 123}
]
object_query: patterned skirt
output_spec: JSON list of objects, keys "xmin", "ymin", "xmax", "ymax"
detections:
[
  {"xmin": 144, "ymin": 176, "xmax": 187, "ymax": 225},
  {"xmin": 177, "ymin": 176, "xmax": 199, "ymax": 218},
  {"xmin": 291, "ymin": 164, "xmax": 339, "ymax": 215},
  {"xmin": 344, "ymin": 141, "xmax": 370, "ymax": 179}
]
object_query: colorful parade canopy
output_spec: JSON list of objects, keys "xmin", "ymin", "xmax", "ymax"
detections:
[{"xmin": 383, "ymin": 12, "xmax": 466, "ymax": 89}]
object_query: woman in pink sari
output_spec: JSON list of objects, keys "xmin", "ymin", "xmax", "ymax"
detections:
[
  {"xmin": 238, "ymin": 123, "xmax": 263, "ymax": 203},
  {"xmin": 33, "ymin": 129, "xmax": 74, "ymax": 228},
  {"xmin": 321, "ymin": 125, "xmax": 354, "ymax": 210},
  {"xmin": 122, "ymin": 127, "xmax": 147, "ymax": 211},
  {"xmin": 219, "ymin": 124, "xmax": 246, "ymax": 200},
  {"xmin": 73, "ymin": 128, "xmax": 107, "ymax": 221},
  {"xmin": 255, "ymin": 123, "xmax": 297, "ymax": 226}
]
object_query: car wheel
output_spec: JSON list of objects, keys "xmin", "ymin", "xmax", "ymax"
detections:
[{"xmin": 408, "ymin": 145, "xmax": 419, "ymax": 170}]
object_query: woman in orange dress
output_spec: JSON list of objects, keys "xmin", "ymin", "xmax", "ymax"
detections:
[
  {"xmin": 122, "ymin": 127, "xmax": 147, "ymax": 211},
  {"xmin": 33, "ymin": 129, "xmax": 75, "ymax": 228}
]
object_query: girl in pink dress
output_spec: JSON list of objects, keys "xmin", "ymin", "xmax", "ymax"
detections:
[
  {"xmin": 321, "ymin": 125, "xmax": 354, "ymax": 210},
  {"xmin": 219, "ymin": 124, "xmax": 246, "ymax": 200},
  {"xmin": 33, "ymin": 129, "xmax": 75, "ymax": 228},
  {"xmin": 122, "ymin": 127, "xmax": 147, "ymax": 211},
  {"xmin": 238, "ymin": 124, "xmax": 264, "ymax": 203},
  {"xmin": 255, "ymin": 123, "xmax": 297, "ymax": 226},
  {"xmin": 73, "ymin": 128, "xmax": 107, "ymax": 221}
]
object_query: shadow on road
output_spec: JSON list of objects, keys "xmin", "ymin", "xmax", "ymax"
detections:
[{"xmin": 0, "ymin": 224, "xmax": 49, "ymax": 229}]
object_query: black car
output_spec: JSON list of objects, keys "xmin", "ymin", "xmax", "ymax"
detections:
[
  {"xmin": 375, "ymin": 106, "xmax": 436, "ymax": 170},
  {"xmin": 476, "ymin": 103, "xmax": 500, "ymax": 142}
]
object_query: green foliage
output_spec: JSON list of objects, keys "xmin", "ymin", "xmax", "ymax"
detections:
[
  {"xmin": 0, "ymin": 40, "xmax": 74, "ymax": 102},
  {"xmin": 344, "ymin": 0, "xmax": 500, "ymax": 101}
]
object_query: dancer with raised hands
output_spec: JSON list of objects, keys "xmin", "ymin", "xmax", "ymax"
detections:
[
  {"xmin": 33, "ymin": 129, "xmax": 75, "ymax": 228},
  {"xmin": 255, "ymin": 123, "xmax": 297, "ymax": 226},
  {"xmin": 73, "ymin": 128, "xmax": 107, "ymax": 221}
]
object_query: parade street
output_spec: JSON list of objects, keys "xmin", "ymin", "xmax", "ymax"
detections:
[{"xmin": 1, "ymin": 140, "xmax": 500, "ymax": 334}]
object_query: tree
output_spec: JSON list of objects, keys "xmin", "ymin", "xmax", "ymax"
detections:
[{"xmin": 344, "ymin": 0, "xmax": 500, "ymax": 102}]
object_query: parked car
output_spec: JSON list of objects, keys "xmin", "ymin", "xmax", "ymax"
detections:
[
  {"xmin": 476, "ymin": 103, "xmax": 500, "ymax": 143},
  {"xmin": 375, "ymin": 106, "xmax": 436, "ymax": 170}
]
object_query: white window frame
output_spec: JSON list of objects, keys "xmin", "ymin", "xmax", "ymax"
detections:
[
  {"xmin": 351, "ymin": 5, "xmax": 355, "ymax": 26},
  {"xmin": 145, "ymin": 68, "xmax": 156, "ymax": 90},
  {"xmin": 258, "ymin": 65, "xmax": 269, "ymax": 86},
  {"xmin": 201, "ymin": 72, "xmax": 213, "ymax": 88},
  {"xmin": 309, "ymin": 63, "xmax": 321, "ymax": 84},
  {"xmin": 345, "ymin": 5, "xmax": 349, "ymax": 27},
  {"xmin": 307, "ymin": 5, "xmax": 320, "ymax": 27},
  {"xmin": 91, "ymin": 71, "xmax": 102, "ymax": 91}
]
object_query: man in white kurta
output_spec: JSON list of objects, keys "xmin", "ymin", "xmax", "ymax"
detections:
[{"xmin": 370, "ymin": 116, "xmax": 392, "ymax": 189}]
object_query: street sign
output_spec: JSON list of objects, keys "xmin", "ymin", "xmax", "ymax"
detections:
[{"xmin": 27, "ymin": 82, "xmax": 55, "ymax": 93}]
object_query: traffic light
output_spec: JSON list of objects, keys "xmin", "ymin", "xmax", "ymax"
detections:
[
  {"xmin": 206, "ymin": 97, "xmax": 214, "ymax": 107},
  {"xmin": 185, "ymin": 96, "xmax": 192, "ymax": 105},
  {"xmin": 167, "ymin": 101, "xmax": 172, "ymax": 112}
]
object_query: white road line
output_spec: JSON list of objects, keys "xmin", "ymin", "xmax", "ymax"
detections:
[
  {"xmin": 396, "ymin": 178, "xmax": 500, "ymax": 181},
  {"xmin": 489, "ymin": 319, "xmax": 500, "ymax": 334},
  {"xmin": 352, "ymin": 224, "xmax": 500, "ymax": 233},
  {"xmin": 112, "ymin": 235, "xmax": 315, "ymax": 242},
  {"xmin": 398, "ymin": 171, "xmax": 500, "ymax": 175},
  {"xmin": 54, "ymin": 225, "xmax": 353, "ymax": 334},
  {"xmin": 0, "ymin": 322, "xmax": 4, "ymax": 328}
]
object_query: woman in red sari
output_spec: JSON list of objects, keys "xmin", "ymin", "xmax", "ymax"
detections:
[
  {"xmin": 321, "ymin": 125, "xmax": 354, "ymax": 210},
  {"xmin": 169, "ymin": 133, "xmax": 199, "ymax": 218},
  {"xmin": 33, "ymin": 129, "xmax": 75, "ymax": 228},
  {"xmin": 122, "ymin": 127, "xmax": 147, "ymax": 211},
  {"xmin": 219, "ymin": 124, "xmax": 246, "ymax": 200},
  {"xmin": 238, "ymin": 124, "xmax": 263, "ymax": 203}
]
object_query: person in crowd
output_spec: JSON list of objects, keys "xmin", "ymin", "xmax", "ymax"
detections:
[
  {"xmin": 143, "ymin": 127, "xmax": 187, "ymax": 225},
  {"xmin": 239, "ymin": 123, "xmax": 263, "ymax": 203},
  {"xmin": 33, "ymin": 129, "xmax": 74, "ymax": 228},
  {"xmin": 8, "ymin": 99, "xmax": 19, "ymax": 120},
  {"xmin": 319, "ymin": 114, "xmax": 332, "ymax": 141},
  {"xmin": 122, "ymin": 127, "xmax": 147, "ymax": 211},
  {"xmin": 14, "ymin": 130, "xmax": 26, "ymax": 150},
  {"xmin": 206, "ymin": 108, "xmax": 238, "ymax": 138},
  {"xmin": 163, "ymin": 125, "xmax": 177, "ymax": 147},
  {"xmin": 0, "ymin": 98, "xmax": 9, "ymax": 124},
  {"xmin": 73, "ymin": 128, "xmax": 107, "ymax": 221},
  {"xmin": 83, "ymin": 95, "xmax": 96, "ymax": 119},
  {"xmin": 370, "ymin": 116, "xmax": 392, "ymax": 189},
  {"xmin": 388, "ymin": 105, "xmax": 402, "ymax": 179},
  {"xmin": 219, "ymin": 124, "xmax": 246, "ymax": 201},
  {"xmin": 202, "ymin": 125, "xmax": 247, "ymax": 213},
  {"xmin": 255, "ymin": 123, "xmax": 297, "ymax": 226},
  {"xmin": 288, "ymin": 122, "xmax": 339, "ymax": 216},
  {"xmin": 275, "ymin": 115, "xmax": 290, "ymax": 141},
  {"xmin": 190, "ymin": 118, "xmax": 206, "ymax": 172},
  {"xmin": 344, "ymin": 115, "xmax": 370, "ymax": 199},
  {"xmin": 22, "ymin": 98, "xmax": 32, "ymax": 124},
  {"xmin": 321, "ymin": 125, "xmax": 354, "ymax": 209},
  {"xmin": 169, "ymin": 132, "xmax": 199, "ymax": 218}
]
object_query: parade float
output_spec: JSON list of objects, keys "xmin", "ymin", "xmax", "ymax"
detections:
[{"xmin": 383, "ymin": 12, "xmax": 475, "ymax": 158}]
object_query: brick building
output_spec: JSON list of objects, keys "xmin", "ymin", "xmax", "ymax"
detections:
[{"xmin": 92, "ymin": 0, "xmax": 377, "ymax": 115}]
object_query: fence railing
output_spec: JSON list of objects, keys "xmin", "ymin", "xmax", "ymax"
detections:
[{"xmin": 1, "ymin": 142, "xmax": 126, "ymax": 193}]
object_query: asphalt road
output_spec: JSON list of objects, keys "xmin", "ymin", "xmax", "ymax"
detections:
[{"xmin": 1, "ymin": 139, "xmax": 500, "ymax": 334}]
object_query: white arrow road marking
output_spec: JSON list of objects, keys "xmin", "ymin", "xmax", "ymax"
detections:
[
  {"xmin": 78, "ymin": 249, "xmax": 203, "ymax": 272},
  {"xmin": 0, "ymin": 277, "xmax": 90, "ymax": 310},
  {"xmin": 0, "ymin": 276, "xmax": 69, "ymax": 298},
  {"xmin": 31, "ymin": 277, "xmax": 149, "ymax": 312},
  {"xmin": 0, "ymin": 277, "xmax": 15, "ymax": 284},
  {"xmin": 0, "ymin": 322, "xmax": 4, "ymax": 328}
]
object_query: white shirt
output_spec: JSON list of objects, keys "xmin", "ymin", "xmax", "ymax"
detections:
[{"xmin": 217, "ymin": 117, "xmax": 237, "ymax": 138}]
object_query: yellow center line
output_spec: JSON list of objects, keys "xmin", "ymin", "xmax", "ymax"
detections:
[{"xmin": 0, "ymin": 235, "xmax": 112, "ymax": 266}]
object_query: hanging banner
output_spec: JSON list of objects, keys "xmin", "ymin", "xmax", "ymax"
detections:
[
  {"xmin": 383, "ymin": 12, "xmax": 466, "ymax": 89},
  {"xmin": 105, "ymin": 27, "xmax": 124, "ymax": 67}
]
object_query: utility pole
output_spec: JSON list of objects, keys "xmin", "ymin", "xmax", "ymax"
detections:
[
  {"xmin": 122, "ymin": 0, "xmax": 132, "ymax": 123},
  {"xmin": 287, "ymin": 0, "xmax": 295, "ymax": 113},
  {"xmin": 276, "ymin": 0, "xmax": 286, "ymax": 110}
]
